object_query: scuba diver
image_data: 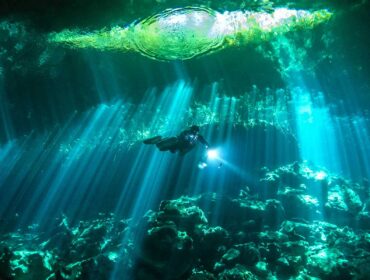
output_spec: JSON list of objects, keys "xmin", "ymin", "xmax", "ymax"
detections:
[{"xmin": 143, "ymin": 125, "xmax": 209, "ymax": 156}]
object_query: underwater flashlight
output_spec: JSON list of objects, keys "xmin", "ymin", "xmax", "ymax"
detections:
[
  {"xmin": 198, "ymin": 148, "xmax": 222, "ymax": 169},
  {"xmin": 207, "ymin": 149, "xmax": 219, "ymax": 160}
]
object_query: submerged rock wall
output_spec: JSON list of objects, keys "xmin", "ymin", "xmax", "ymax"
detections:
[{"xmin": 1, "ymin": 162, "xmax": 369, "ymax": 279}]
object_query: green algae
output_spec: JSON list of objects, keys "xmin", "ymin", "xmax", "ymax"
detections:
[{"xmin": 49, "ymin": 7, "xmax": 332, "ymax": 61}]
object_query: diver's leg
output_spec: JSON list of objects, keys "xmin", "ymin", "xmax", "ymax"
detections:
[
  {"xmin": 156, "ymin": 137, "xmax": 178, "ymax": 151},
  {"xmin": 156, "ymin": 137, "xmax": 170, "ymax": 149},
  {"xmin": 143, "ymin": 136, "xmax": 162, "ymax": 144},
  {"xmin": 179, "ymin": 146, "xmax": 191, "ymax": 156}
]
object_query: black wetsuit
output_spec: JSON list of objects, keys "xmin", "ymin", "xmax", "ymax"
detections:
[
  {"xmin": 144, "ymin": 128, "xmax": 209, "ymax": 155},
  {"xmin": 175, "ymin": 129, "xmax": 209, "ymax": 155}
]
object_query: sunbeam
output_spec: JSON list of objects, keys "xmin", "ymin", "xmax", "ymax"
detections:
[{"xmin": 0, "ymin": 2, "xmax": 369, "ymax": 278}]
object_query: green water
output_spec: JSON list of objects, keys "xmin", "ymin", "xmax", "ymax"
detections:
[{"xmin": 0, "ymin": 0, "xmax": 369, "ymax": 279}]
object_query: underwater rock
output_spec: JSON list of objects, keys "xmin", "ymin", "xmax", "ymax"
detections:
[
  {"xmin": 157, "ymin": 196, "xmax": 208, "ymax": 233},
  {"xmin": 358, "ymin": 212, "xmax": 370, "ymax": 228},
  {"xmin": 72, "ymin": 256, "xmax": 116, "ymax": 280},
  {"xmin": 264, "ymin": 162, "xmax": 367, "ymax": 229},
  {"xmin": 213, "ymin": 261, "xmax": 226, "ymax": 273},
  {"xmin": 325, "ymin": 185, "xmax": 356, "ymax": 226},
  {"xmin": 276, "ymin": 255, "xmax": 305, "ymax": 277},
  {"xmin": 92, "ymin": 255, "xmax": 115, "ymax": 279},
  {"xmin": 196, "ymin": 226, "xmax": 230, "ymax": 247},
  {"xmin": 43, "ymin": 221, "xmax": 74, "ymax": 260},
  {"xmin": 0, "ymin": 247, "xmax": 12, "ymax": 280},
  {"xmin": 188, "ymin": 269, "xmax": 216, "ymax": 280},
  {"xmin": 265, "ymin": 243, "xmax": 281, "ymax": 263},
  {"xmin": 0, "ymin": 165, "xmax": 368, "ymax": 279},
  {"xmin": 281, "ymin": 240, "xmax": 309, "ymax": 256},
  {"xmin": 279, "ymin": 220, "xmax": 336, "ymax": 243},
  {"xmin": 280, "ymin": 220, "xmax": 312, "ymax": 240},
  {"xmin": 343, "ymin": 187, "xmax": 363, "ymax": 214},
  {"xmin": 224, "ymin": 198, "xmax": 266, "ymax": 233},
  {"xmin": 357, "ymin": 211, "xmax": 370, "ymax": 230},
  {"xmin": 12, "ymin": 251, "xmax": 52, "ymax": 280},
  {"xmin": 235, "ymin": 198, "xmax": 266, "ymax": 221},
  {"xmin": 244, "ymin": 219, "xmax": 261, "ymax": 232},
  {"xmin": 260, "ymin": 162, "xmax": 330, "ymax": 199},
  {"xmin": 235, "ymin": 243, "xmax": 260, "ymax": 267},
  {"xmin": 196, "ymin": 193, "xmax": 234, "ymax": 226},
  {"xmin": 221, "ymin": 248, "xmax": 240, "ymax": 266},
  {"xmin": 264, "ymin": 199, "xmax": 286, "ymax": 229},
  {"xmin": 352, "ymin": 254, "xmax": 370, "ymax": 280},
  {"xmin": 0, "ymin": 215, "xmax": 133, "ymax": 280},
  {"xmin": 69, "ymin": 216, "xmax": 127, "ymax": 261},
  {"xmin": 252, "ymin": 261, "xmax": 269, "ymax": 278},
  {"xmin": 257, "ymin": 231, "xmax": 289, "ymax": 244},
  {"xmin": 306, "ymin": 248, "xmax": 352, "ymax": 279},
  {"xmin": 138, "ymin": 224, "xmax": 194, "ymax": 279},
  {"xmin": 218, "ymin": 264, "xmax": 257, "ymax": 280},
  {"xmin": 194, "ymin": 226, "xmax": 230, "ymax": 271},
  {"xmin": 279, "ymin": 187, "xmax": 321, "ymax": 221},
  {"xmin": 357, "ymin": 198, "xmax": 370, "ymax": 229},
  {"xmin": 197, "ymin": 193, "xmax": 267, "ymax": 233}
]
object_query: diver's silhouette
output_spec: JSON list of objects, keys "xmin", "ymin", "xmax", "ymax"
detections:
[{"xmin": 143, "ymin": 125, "xmax": 209, "ymax": 155}]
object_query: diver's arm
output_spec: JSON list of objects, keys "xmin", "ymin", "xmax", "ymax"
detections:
[{"xmin": 198, "ymin": 135, "xmax": 209, "ymax": 148}]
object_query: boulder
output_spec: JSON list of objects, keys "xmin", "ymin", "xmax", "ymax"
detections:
[
  {"xmin": 276, "ymin": 255, "xmax": 305, "ymax": 276},
  {"xmin": 138, "ymin": 224, "xmax": 193, "ymax": 279},
  {"xmin": 252, "ymin": 261, "xmax": 269, "ymax": 277},
  {"xmin": 279, "ymin": 187, "xmax": 321, "ymax": 220},
  {"xmin": 236, "ymin": 243, "xmax": 260, "ymax": 267},
  {"xmin": 221, "ymin": 248, "xmax": 240, "ymax": 267},
  {"xmin": 307, "ymin": 248, "xmax": 350, "ymax": 279},
  {"xmin": 264, "ymin": 199, "xmax": 285, "ymax": 229},
  {"xmin": 194, "ymin": 226, "xmax": 230, "ymax": 270},
  {"xmin": 158, "ymin": 197, "xmax": 208, "ymax": 233}
]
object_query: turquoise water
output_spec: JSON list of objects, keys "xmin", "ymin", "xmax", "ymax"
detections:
[{"xmin": 0, "ymin": 1, "xmax": 369, "ymax": 279}]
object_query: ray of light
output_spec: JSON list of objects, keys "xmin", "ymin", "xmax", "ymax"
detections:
[{"xmin": 269, "ymin": 34, "xmax": 370, "ymax": 224}]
